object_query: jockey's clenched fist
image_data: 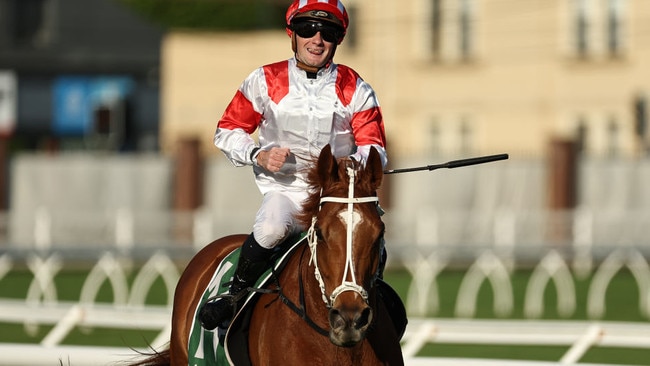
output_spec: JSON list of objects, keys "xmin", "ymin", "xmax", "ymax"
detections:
[{"xmin": 256, "ymin": 147, "xmax": 290, "ymax": 173}]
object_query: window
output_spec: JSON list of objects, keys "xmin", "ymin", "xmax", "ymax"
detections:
[
  {"xmin": 428, "ymin": 115, "xmax": 475, "ymax": 155},
  {"xmin": 574, "ymin": 0, "xmax": 589, "ymax": 58},
  {"xmin": 606, "ymin": 0, "xmax": 625, "ymax": 56},
  {"xmin": 431, "ymin": 0, "xmax": 442, "ymax": 57},
  {"xmin": 459, "ymin": 0, "xmax": 473, "ymax": 61},
  {"xmin": 429, "ymin": 118, "xmax": 441, "ymax": 155},
  {"xmin": 571, "ymin": 0, "xmax": 627, "ymax": 59},
  {"xmin": 606, "ymin": 117, "xmax": 619, "ymax": 157},
  {"xmin": 634, "ymin": 94, "xmax": 648, "ymax": 153},
  {"xmin": 575, "ymin": 117, "xmax": 587, "ymax": 154},
  {"xmin": 430, "ymin": 0, "xmax": 476, "ymax": 62},
  {"xmin": 459, "ymin": 117, "xmax": 472, "ymax": 154},
  {"xmin": 574, "ymin": 113, "xmax": 623, "ymax": 157}
]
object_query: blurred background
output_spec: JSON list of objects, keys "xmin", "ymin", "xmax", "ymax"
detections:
[{"xmin": 0, "ymin": 0, "xmax": 649, "ymax": 365}]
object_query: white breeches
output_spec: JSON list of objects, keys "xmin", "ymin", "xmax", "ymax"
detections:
[{"xmin": 253, "ymin": 190, "xmax": 308, "ymax": 249}]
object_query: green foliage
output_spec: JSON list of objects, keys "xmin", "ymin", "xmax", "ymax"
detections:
[{"xmin": 117, "ymin": 0, "xmax": 288, "ymax": 31}]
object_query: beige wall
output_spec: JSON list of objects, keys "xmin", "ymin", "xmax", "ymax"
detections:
[
  {"xmin": 160, "ymin": 31, "xmax": 289, "ymax": 156},
  {"xmin": 161, "ymin": 0, "xmax": 650, "ymax": 160}
]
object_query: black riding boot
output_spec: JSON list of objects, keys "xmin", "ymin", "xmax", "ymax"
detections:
[{"xmin": 199, "ymin": 233, "xmax": 273, "ymax": 330}]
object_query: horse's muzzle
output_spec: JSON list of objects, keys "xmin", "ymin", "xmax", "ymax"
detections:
[{"xmin": 328, "ymin": 300, "xmax": 373, "ymax": 347}]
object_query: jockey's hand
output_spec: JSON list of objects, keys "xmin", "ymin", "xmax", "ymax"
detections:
[{"xmin": 256, "ymin": 147, "xmax": 290, "ymax": 173}]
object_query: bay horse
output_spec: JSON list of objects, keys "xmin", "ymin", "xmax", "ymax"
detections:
[{"xmin": 129, "ymin": 145, "xmax": 404, "ymax": 365}]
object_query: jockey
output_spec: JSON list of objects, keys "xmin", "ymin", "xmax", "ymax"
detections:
[{"xmin": 199, "ymin": 0, "xmax": 388, "ymax": 331}]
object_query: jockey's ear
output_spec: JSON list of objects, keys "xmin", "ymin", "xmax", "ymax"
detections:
[
  {"xmin": 365, "ymin": 146, "xmax": 383, "ymax": 191},
  {"xmin": 317, "ymin": 144, "xmax": 339, "ymax": 185}
]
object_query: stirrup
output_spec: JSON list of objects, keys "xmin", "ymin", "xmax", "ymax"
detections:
[
  {"xmin": 199, "ymin": 295, "xmax": 236, "ymax": 330},
  {"xmin": 199, "ymin": 289, "xmax": 251, "ymax": 330}
]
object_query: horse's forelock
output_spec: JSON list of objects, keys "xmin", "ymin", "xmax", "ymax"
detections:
[
  {"xmin": 295, "ymin": 155, "xmax": 323, "ymax": 228},
  {"xmin": 296, "ymin": 156, "xmax": 378, "ymax": 231}
]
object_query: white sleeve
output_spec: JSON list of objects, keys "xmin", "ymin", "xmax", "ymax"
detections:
[{"xmin": 214, "ymin": 127, "xmax": 258, "ymax": 167}]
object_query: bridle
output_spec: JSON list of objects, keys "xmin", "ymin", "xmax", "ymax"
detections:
[
  {"xmin": 306, "ymin": 166, "xmax": 379, "ymax": 308},
  {"xmin": 265, "ymin": 164, "xmax": 382, "ymax": 337}
]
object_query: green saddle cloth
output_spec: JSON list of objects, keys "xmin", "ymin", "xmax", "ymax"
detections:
[{"xmin": 187, "ymin": 234, "xmax": 306, "ymax": 365}]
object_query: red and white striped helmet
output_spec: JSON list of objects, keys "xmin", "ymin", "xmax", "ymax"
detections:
[{"xmin": 286, "ymin": 0, "xmax": 349, "ymax": 32}]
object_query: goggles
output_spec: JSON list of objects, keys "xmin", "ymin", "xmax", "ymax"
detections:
[{"xmin": 290, "ymin": 21, "xmax": 343, "ymax": 43}]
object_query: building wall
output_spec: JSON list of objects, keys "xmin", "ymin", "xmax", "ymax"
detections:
[
  {"xmin": 160, "ymin": 31, "xmax": 289, "ymax": 156},
  {"xmin": 160, "ymin": 0, "xmax": 650, "ymax": 161}
]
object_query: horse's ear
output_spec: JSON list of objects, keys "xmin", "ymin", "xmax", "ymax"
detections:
[
  {"xmin": 365, "ymin": 146, "xmax": 383, "ymax": 190},
  {"xmin": 317, "ymin": 144, "xmax": 339, "ymax": 185}
]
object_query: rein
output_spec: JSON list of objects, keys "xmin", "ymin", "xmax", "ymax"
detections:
[{"xmin": 273, "ymin": 244, "xmax": 330, "ymax": 337}]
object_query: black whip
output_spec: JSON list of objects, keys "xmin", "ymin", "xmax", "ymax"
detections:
[{"xmin": 383, "ymin": 153, "xmax": 509, "ymax": 175}]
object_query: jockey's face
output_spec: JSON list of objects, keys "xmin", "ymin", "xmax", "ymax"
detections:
[{"xmin": 294, "ymin": 29, "xmax": 337, "ymax": 69}]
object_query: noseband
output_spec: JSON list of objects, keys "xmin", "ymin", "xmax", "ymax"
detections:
[{"xmin": 307, "ymin": 166, "xmax": 379, "ymax": 308}]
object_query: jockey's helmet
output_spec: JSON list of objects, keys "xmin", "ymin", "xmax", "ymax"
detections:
[{"xmin": 285, "ymin": 0, "xmax": 349, "ymax": 45}]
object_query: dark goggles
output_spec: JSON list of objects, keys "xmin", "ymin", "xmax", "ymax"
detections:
[{"xmin": 290, "ymin": 21, "xmax": 343, "ymax": 43}]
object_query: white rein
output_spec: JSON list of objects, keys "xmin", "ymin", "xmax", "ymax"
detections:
[{"xmin": 307, "ymin": 166, "xmax": 378, "ymax": 308}]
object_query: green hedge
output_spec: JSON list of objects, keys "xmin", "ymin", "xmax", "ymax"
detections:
[{"xmin": 118, "ymin": 0, "xmax": 288, "ymax": 31}]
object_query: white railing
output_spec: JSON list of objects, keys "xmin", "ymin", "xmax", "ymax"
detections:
[
  {"xmin": 0, "ymin": 250, "xmax": 175, "ymax": 365},
  {"xmin": 2, "ymin": 313, "xmax": 649, "ymax": 366},
  {"xmin": 0, "ymin": 250, "xmax": 177, "ymax": 344},
  {"xmin": 1, "ymin": 250, "xmax": 650, "ymax": 365},
  {"xmin": 399, "ymin": 247, "xmax": 650, "ymax": 319},
  {"xmin": 0, "ymin": 299, "xmax": 171, "ymax": 348},
  {"xmin": 402, "ymin": 318, "xmax": 650, "ymax": 366}
]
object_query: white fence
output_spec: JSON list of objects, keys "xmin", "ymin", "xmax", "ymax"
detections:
[
  {"xmin": 2, "ymin": 316, "xmax": 650, "ymax": 366},
  {"xmin": 398, "ymin": 247, "xmax": 650, "ymax": 319},
  {"xmin": 0, "ymin": 251, "xmax": 174, "ymax": 366},
  {"xmin": 403, "ymin": 318, "xmax": 650, "ymax": 366},
  {"xmin": 1, "ymin": 247, "xmax": 650, "ymax": 366}
]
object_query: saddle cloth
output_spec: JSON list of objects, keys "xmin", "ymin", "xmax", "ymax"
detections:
[{"xmin": 187, "ymin": 235, "xmax": 305, "ymax": 366}]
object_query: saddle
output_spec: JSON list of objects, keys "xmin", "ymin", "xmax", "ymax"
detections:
[{"xmin": 187, "ymin": 235, "xmax": 407, "ymax": 366}]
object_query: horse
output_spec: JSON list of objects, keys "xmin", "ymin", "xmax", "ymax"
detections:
[{"xmin": 129, "ymin": 145, "xmax": 404, "ymax": 365}]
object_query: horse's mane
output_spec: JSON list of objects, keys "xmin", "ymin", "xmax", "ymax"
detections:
[{"xmin": 295, "ymin": 155, "xmax": 373, "ymax": 229}]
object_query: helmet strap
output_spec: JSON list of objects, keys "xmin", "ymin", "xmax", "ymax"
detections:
[
  {"xmin": 291, "ymin": 31, "xmax": 297, "ymax": 53},
  {"xmin": 292, "ymin": 32, "xmax": 338, "ymax": 77},
  {"xmin": 296, "ymin": 59, "xmax": 320, "ymax": 76}
]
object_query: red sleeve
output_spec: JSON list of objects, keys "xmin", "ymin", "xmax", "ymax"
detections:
[
  {"xmin": 351, "ymin": 106, "xmax": 387, "ymax": 148},
  {"xmin": 335, "ymin": 65, "xmax": 387, "ymax": 148},
  {"xmin": 217, "ymin": 90, "xmax": 262, "ymax": 134}
]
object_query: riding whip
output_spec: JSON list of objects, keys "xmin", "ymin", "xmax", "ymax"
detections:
[{"xmin": 383, "ymin": 153, "xmax": 509, "ymax": 175}]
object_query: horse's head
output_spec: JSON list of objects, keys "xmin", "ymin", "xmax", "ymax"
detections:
[{"xmin": 298, "ymin": 145, "xmax": 384, "ymax": 347}]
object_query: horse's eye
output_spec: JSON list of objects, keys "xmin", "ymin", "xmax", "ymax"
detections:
[{"xmin": 315, "ymin": 227, "xmax": 324, "ymax": 241}]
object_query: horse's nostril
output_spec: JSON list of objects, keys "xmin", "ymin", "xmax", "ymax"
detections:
[
  {"xmin": 355, "ymin": 307, "xmax": 372, "ymax": 329},
  {"xmin": 329, "ymin": 306, "xmax": 373, "ymax": 332},
  {"xmin": 329, "ymin": 309, "xmax": 346, "ymax": 329}
]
